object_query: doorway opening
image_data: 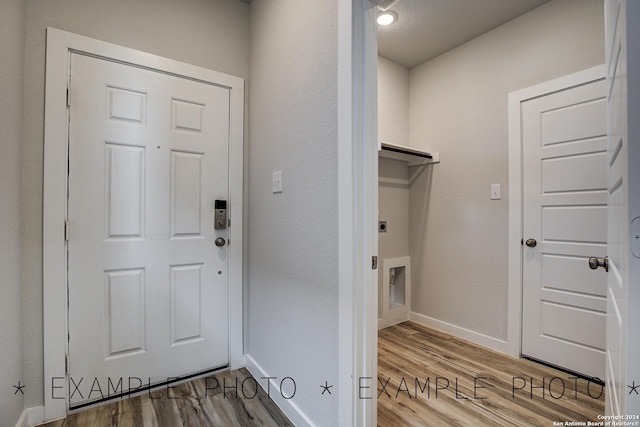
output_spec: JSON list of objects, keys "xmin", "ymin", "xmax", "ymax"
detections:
[{"xmin": 372, "ymin": 0, "xmax": 608, "ymax": 424}]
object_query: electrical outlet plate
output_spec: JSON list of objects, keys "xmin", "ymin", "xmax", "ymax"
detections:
[{"xmin": 272, "ymin": 170, "xmax": 283, "ymax": 193}]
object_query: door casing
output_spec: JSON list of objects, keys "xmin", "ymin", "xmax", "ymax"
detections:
[
  {"xmin": 43, "ymin": 28, "xmax": 245, "ymax": 421},
  {"xmin": 507, "ymin": 64, "xmax": 606, "ymax": 357}
]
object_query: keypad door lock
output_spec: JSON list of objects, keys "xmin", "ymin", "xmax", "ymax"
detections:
[{"xmin": 214, "ymin": 200, "xmax": 227, "ymax": 230}]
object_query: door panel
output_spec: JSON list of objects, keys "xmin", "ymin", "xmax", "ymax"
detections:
[
  {"xmin": 541, "ymin": 98, "xmax": 606, "ymax": 145},
  {"xmin": 105, "ymin": 143, "xmax": 146, "ymax": 239},
  {"xmin": 171, "ymin": 151, "xmax": 204, "ymax": 237},
  {"xmin": 522, "ymin": 78, "xmax": 607, "ymax": 379},
  {"xmin": 542, "ymin": 206, "xmax": 607, "ymax": 243},
  {"xmin": 541, "ymin": 302, "xmax": 606, "ymax": 349},
  {"xmin": 67, "ymin": 53, "xmax": 230, "ymax": 407},
  {"xmin": 105, "ymin": 268, "xmax": 145, "ymax": 356},
  {"xmin": 541, "ymin": 151, "xmax": 607, "ymax": 193},
  {"xmin": 541, "ymin": 254, "xmax": 606, "ymax": 297}
]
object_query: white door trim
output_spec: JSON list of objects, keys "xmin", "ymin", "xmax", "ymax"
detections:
[
  {"xmin": 337, "ymin": 0, "xmax": 378, "ymax": 425},
  {"xmin": 507, "ymin": 64, "xmax": 606, "ymax": 357},
  {"xmin": 43, "ymin": 28, "xmax": 244, "ymax": 421}
]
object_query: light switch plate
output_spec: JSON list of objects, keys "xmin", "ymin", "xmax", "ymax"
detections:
[
  {"xmin": 272, "ymin": 170, "xmax": 283, "ymax": 193},
  {"xmin": 491, "ymin": 184, "xmax": 501, "ymax": 200}
]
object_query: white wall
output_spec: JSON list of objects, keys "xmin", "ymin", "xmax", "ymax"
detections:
[
  {"xmin": 377, "ymin": 57, "xmax": 411, "ymax": 319},
  {"xmin": 247, "ymin": 0, "xmax": 339, "ymax": 424},
  {"xmin": 22, "ymin": 0, "xmax": 249, "ymax": 408},
  {"xmin": 0, "ymin": 0, "xmax": 25, "ymax": 425},
  {"xmin": 378, "ymin": 56, "xmax": 409, "ymax": 145},
  {"xmin": 408, "ymin": 0, "xmax": 604, "ymax": 341},
  {"xmin": 378, "ymin": 158, "xmax": 410, "ymax": 318}
]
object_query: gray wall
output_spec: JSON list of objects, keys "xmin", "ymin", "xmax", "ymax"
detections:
[
  {"xmin": 378, "ymin": 158, "xmax": 410, "ymax": 318},
  {"xmin": 22, "ymin": 0, "xmax": 249, "ymax": 407},
  {"xmin": 0, "ymin": 0, "xmax": 25, "ymax": 425},
  {"xmin": 377, "ymin": 57, "xmax": 411, "ymax": 319},
  {"xmin": 408, "ymin": 0, "xmax": 605, "ymax": 340},
  {"xmin": 247, "ymin": 0, "xmax": 339, "ymax": 424},
  {"xmin": 378, "ymin": 56, "xmax": 409, "ymax": 145}
]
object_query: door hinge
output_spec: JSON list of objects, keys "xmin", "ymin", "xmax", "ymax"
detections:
[
  {"xmin": 66, "ymin": 87, "xmax": 71, "ymax": 108},
  {"xmin": 64, "ymin": 220, "xmax": 69, "ymax": 241},
  {"xmin": 372, "ymin": 256, "xmax": 378, "ymax": 270},
  {"xmin": 65, "ymin": 354, "xmax": 71, "ymax": 375}
]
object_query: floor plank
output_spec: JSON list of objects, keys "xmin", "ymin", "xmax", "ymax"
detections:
[
  {"xmin": 378, "ymin": 321, "xmax": 605, "ymax": 426},
  {"xmin": 38, "ymin": 368, "xmax": 294, "ymax": 427}
]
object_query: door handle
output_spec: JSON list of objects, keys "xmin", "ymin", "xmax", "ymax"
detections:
[
  {"xmin": 588, "ymin": 256, "xmax": 608, "ymax": 272},
  {"xmin": 525, "ymin": 238, "xmax": 537, "ymax": 247},
  {"xmin": 215, "ymin": 237, "xmax": 226, "ymax": 247}
]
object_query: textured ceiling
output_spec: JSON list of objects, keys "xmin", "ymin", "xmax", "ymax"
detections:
[{"xmin": 377, "ymin": 0, "xmax": 549, "ymax": 68}]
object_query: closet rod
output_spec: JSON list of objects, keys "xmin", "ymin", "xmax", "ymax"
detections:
[{"xmin": 381, "ymin": 144, "xmax": 432, "ymax": 159}]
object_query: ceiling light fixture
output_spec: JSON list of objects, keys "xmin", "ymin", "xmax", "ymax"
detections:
[{"xmin": 377, "ymin": 10, "xmax": 397, "ymax": 26}]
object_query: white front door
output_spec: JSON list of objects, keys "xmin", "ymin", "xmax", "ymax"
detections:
[
  {"xmin": 67, "ymin": 52, "xmax": 230, "ymax": 407},
  {"xmin": 521, "ymin": 77, "xmax": 607, "ymax": 379}
]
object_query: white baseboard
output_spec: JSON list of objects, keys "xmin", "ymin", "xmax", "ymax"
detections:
[
  {"xmin": 15, "ymin": 406, "xmax": 45, "ymax": 427},
  {"xmin": 230, "ymin": 353, "xmax": 247, "ymax": 371},
  {"xmin": 409, "ymin": 312, "xmax": 508, "ymax": 354},
  {"xmin": 378, "ymin": 312, "xmax": 409, "ymax": 330},
  {"xmin": 14, "ymin": 410, "xmax": 28, "ymax": 427},
  {"xmin": 244, "ymin": 354, "xmax": 314, "ymax": 427}
]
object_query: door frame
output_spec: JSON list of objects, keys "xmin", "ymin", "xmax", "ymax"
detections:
[
  {"xmin": 507, "ymin": 64, "xmax": 606, "ymax": 357},
  {"xmin": 337, "ymin": 0, "xmax": 378, "ymax": 425},
  {"xmin": 42, "ymin": 28, "xmax": 245, "ymax": 421}
]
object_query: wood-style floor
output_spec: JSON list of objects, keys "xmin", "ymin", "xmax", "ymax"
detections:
[
  {"xmin": 39, "ymin": 322, "xmax": 605, "ymax": 426},
  {"xmin": 39, "ymin": 368, "xmax": 293, "ymax": 427},
  {"xmin": 378, "ymin": 321, "xmax": 605, "ymax": 426}
]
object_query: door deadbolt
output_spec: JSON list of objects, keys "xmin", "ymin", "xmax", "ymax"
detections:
[
  {"xmin": 214, "ymin": 200, "xmax": 227, "ymax": 230},
  {"xmin": 588, "ymin": 256, "xmax": 608, "ymax": 272},
  {"xmin": 215, "ymin": 237, "xmax": 226, "ymax": 247},
  {"xmin": 525, "ymin": 238, "xmax": 537, "ymax": 247}
]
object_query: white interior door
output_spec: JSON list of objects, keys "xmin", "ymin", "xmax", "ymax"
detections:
[
  {"xmin": 67, "ymin": 52, "xmax": 230, "ymax": 407},
  {"xmin": 521, "ymin": 77, "xmax": 607, "ymax": 379},
  {"xmin": 604, "ymin": 0, "xmax": 640, "ymax": 416}
]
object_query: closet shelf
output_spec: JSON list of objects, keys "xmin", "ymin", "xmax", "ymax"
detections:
[{"xmin": 378, "ymin": 141, "xmax": 433, "ymax": 166}]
